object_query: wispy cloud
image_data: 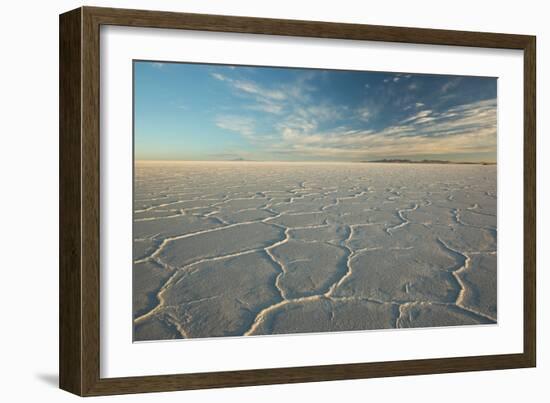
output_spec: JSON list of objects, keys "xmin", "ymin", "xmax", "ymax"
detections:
[
  {"xmin": 264, "ymin": 99, "xmax": 496, "ymax": 160},
  {"xmin": 234, "ymin": 80, "xmax": 286, "ymax": 100},
  {"xmin": 211, "ymin": 71, "xmax": 297, "ymax": 119},
  {"xmin": 211, "ymin": 72, "xmax": 227, "ymax": 81},
  {"xmin": 213, "ymin": 71, "xmax": 328, "ymax": 141},
  {"xmin": 400, "ymin": 109, "xmax": 433, "ymax": 124},
  {"xmin": 356, "ymin": 107, "xmax": 371, "ymax": 122},
  {"xmin": 211, "ymin": 72, "xmax": 287, "ymax": 101},
  {"xmin": 247, "ymin": 102, "xmax": 284, "ymax": 114},
  {"xmin": 404, "ymin": 102, "xmax": 424, "ymax": 111},
  {"xmin": 441, "ymin": 77, "xmax": 462, "ymax": 93},
  {"xmin": 215, "ymin": 115, "xmax": 256, "ymax": 139}
]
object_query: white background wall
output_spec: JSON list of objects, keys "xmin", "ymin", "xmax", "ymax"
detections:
[{"xmin": 0, "ymin": 0, "xmax": 546, "ymax": 401}]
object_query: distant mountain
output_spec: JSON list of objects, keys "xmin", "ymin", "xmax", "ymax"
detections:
[{"xmin": 364, "ymin": 159, "xmax": 495, "ymax": 165}]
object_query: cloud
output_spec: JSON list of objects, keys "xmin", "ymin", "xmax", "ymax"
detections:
[
  {"xmin": 303, "ymin": 104, "xmax": 345, "ymax": 122},
  {"xmin": 441, "ymin": 77, "xmax": 462, "ymax": 93},
  {"xmin": 265, "ymin": 99, "xmax": 496, "ymax": 160},
  {"xmin": 400, "ymin": 109, "xmax": 433, "ymax": 124},
  {"xmin": 274, "ymin": 103, "xmax": 349, "ymax": 142},
  {"xmin": 211, "ymin": 71, "xmax": 296, "ymax": 117},
  {"xmin": 232, "ymin": 80, "xmax": 287, "ymax": 100},
  {"xmin": 215, "ymin": 115, "xmax": 256, "ymax": 139},
  {"xmin": 212, "ymin": 70, "xmax": 338, "ymax": 147},
  {"xmin": 356, "ymin": 107, "xmax": 371, "ymax": 122},
  {"xmin": 211, "ymin": 72, "xmax": 287, "ymax": 101},
  {"xmin": 405, "ymin": 102, "xmax": 424, "ymax": 110},
  {"xmin": 247, "ymin": 102, "xmax": 284, "ymax": 114},
  {"xmin": 211, "ymin": 72, "xmax": 227, "ymax": 81},
  {"xmin": 278, "ymin": 114, "xmax": 318, "ymax": 134}
]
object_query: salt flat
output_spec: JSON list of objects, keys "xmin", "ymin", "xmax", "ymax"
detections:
[{"xmin": 133, "ymin": 161, "xmax": 497, "ymax": 341}]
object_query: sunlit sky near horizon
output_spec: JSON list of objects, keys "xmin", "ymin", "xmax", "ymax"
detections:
[{"xmin": 134, "ymin": 61, "xmax": 497, "ymax": 162}]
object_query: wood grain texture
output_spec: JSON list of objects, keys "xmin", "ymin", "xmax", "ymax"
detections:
[
  {"xmin": 86, "ymin": 6, "xmax": 531, "ymax": 49},
  {"xmin": 523, "ymin": 38, "xmax": 536, "ymax": 366},
  {"xmin": 59, "ymin": 8, "xmax": 82, "ymax": 395},
  {"xmin": 81, "ymin": 6, "xmax": 102, "ymax": 396},
  {"xmin": 59, "ymin": 6, "xmax": 537, "ymax": 396}
]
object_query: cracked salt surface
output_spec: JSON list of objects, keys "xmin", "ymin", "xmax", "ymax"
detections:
[{"xmin": 132, "ymin": 162, "xmax": 497, "ymax": 341}]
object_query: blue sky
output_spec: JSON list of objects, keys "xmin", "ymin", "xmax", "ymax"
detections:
[{"xmin": 134, "ymin": 61, "xmax": 497, "ymax": 162}]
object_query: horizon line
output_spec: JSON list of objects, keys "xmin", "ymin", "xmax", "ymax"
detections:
[{"xmin": 134, "ymin": 159, "xmax": 497, "ymax": 165}]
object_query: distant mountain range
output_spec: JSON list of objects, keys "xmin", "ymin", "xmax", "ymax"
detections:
[{"xmin": 365, "ymin": 159, "xmax": 496, "ymax": 165}]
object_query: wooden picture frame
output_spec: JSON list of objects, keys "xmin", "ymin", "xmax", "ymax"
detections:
[{"xmin": 59, "ymin": 6, "xmax": 536, "ymax": 396}]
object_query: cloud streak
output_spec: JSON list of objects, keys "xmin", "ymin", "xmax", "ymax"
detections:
[
  {"xmin": 264, "ymin": 99, "xmax": 496, "ymax": 160},
  {"xmin": 215, "ymin": 115, "xmax": 256, "ymax": 139}
]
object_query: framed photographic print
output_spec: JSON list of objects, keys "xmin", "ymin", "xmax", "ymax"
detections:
[{"xmin": 59, "ymin": 6, "xmax": 536, "ymax": 396}]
